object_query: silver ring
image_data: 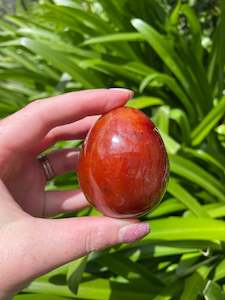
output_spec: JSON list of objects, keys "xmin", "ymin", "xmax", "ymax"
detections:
[{"xmin": 38, "ymin": 155, "xmax": 55, "ymax": 181}]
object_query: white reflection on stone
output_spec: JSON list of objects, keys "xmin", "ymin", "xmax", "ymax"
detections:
[{"xmin": 112, "ymin": 135, "xmax": 120, "ymax": 144}]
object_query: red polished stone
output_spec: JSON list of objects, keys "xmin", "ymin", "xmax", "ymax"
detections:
[{"xmin": 77, "ymin": 107, "xmax": 169, "ymax": 218}]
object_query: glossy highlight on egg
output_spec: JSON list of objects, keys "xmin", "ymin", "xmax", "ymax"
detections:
[{"xmin": 77, "ymin": 107, "xmax": 169, "ymax": 218}]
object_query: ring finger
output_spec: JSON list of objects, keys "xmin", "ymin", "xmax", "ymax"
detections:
[
  {"xmin": 39, "ymin": 148, "xmax": 90, "ymax": 217},
  {"xmin": 42, "ymin": 148, "xmax": 81, "ymax": 179}
]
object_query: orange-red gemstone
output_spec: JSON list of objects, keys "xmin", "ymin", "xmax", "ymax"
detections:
[{"xmin": 78, "ymin": 107, "xmax": 169, "ymax": 218}]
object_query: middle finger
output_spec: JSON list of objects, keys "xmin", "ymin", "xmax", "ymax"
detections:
[{"xmin": 37, "ymin": 115, "xmax": 99, "ymax": 152}]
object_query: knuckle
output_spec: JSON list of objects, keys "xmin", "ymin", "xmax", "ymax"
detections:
[
  {"xmin": 24, "ymin": 100, "xmax": 39, "ymax": 112},
  {"xmin": 84, "ymin": 225, "xmax": 105, "ymax": 253},
  {"xmin": 24, "ymin": 99, "xmax": 45, "ymax": 117},
  {"xmin": 26, "ymin": 99, "xmax": 43, "ymax": 109},
  {"xmin": 24, "ymin": 99, "xmax": 49, "ymax": 126},
  {"xmin": 0, "ymin": 118, "xmax": 18, "ymax": 159}
]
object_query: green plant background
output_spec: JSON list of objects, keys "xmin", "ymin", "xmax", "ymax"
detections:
[{"xmin": 0, "ymin": 0, "xmax": 225, "ymax": 299}]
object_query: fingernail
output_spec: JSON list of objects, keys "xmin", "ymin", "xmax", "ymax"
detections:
[
  {"xmin": 109, "ymin": 88, "xmax": 134, "ymax": 99},
  {"xmin": 119, "ymin": 223, "xmax": 150, "ymax": 243}
]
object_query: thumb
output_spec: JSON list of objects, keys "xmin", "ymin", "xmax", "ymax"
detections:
[{"xmin": 27, "ymin": 216, "xmax": 150, "ymax": 279}]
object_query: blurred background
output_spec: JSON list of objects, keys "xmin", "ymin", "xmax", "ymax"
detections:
[{"xmin": 0, "ymin": 0, "xmax": 225, "ymax": 299}]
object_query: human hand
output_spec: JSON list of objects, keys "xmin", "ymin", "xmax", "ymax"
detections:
[{"xmin": 0, "ymin": 89, "xmax": 150, "ymax": 299}]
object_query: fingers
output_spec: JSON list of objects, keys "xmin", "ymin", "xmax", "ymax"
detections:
[
  {"xmin": 44, "ymin": 148, "xmax": 80, "ymax": 178},
  {"xmin": 38, "ymin": 115, "xmax": 99, "ymax": 151},
  {"xmin": 41, "ymin": 149, "xmax": 89, "ymax": 217},
  {"xmin": 44, "ymin": 189, "xmax": 89, "ymax": 217},
  {"xmin": 26, "ymin": 217, "xmax": 149, "ymax": 279},
  {"xmin": 1, "ymin": 89, "xmax": 133, "ymax": 152}
]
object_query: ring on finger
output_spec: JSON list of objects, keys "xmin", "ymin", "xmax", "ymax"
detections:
[{"xmin": 38, "ymin": 154, "xmax": 55, "ymax": 181}]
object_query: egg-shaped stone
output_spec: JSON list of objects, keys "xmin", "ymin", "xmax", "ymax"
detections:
[{"xmin": 77, "ymin": 107, "xmax": 169, "ymax": 218}]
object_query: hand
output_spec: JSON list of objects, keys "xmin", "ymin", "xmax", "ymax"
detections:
[{"xmin": 0, "ymin": 89, "xmax": 150, "ymax": 299}]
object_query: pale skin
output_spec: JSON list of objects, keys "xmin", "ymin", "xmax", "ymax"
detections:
[{"xmin": 0, "ymin": 88, "xmax": 150, "ymax": 299}]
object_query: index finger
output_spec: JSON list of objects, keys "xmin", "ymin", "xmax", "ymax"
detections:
[{"xmin": 0, "ymin": 88, "xmax": 133, "ymax": 152}]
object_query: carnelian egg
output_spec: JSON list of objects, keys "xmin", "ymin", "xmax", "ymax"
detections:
[{"xmin": 77, "ymin": 107, "xmax": 169, "ymax": 218}]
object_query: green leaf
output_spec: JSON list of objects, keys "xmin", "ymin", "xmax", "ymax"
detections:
[
  {"xmin": 41, "ymin": 3, "xmax": 138, "ymax": 60},
  {"xmin": 14, "ymin": 295, "xmax": 72, "ymax": 300},
  {"xmin": 213, "ymin": 258, "xmax": 225, "ymax": 281},
  {"xmin": 131, "ymin": 19, "xmax": 186, "ymax": 86},
  {"xmin": 176, "ymin": 252, "xmax": 201, "ymax": 277},
  {"xmin": 131, "ymin": 18, "xmax": 205, "ymax": 117},
  {"xmin": 170, "ymin": 155, "xmax": 225, "ymax": 202},
  {"xmin": 127, "ymin": 96, "xmax": 164, "ymax": 109},
  {"xmin": 151, "ymin": 295, "xmax": 171, "ymax": 300},
  {"xmin": 147, "ymin": 198, "xmax": 185, "ymax": 218},
  {"xmin": 0, "ymin": 18, "xmax": 17, "ymax": 33},
  {"xmin": 181, "ymin": 4, "xmax": 202, "ymax": 62},
  {"xmin": 17, "ymin": 28, "xmax": 100, "ymax": 58},
  {"xmin": 167, "ymin": 178, "xmax": 209, "ymax": 217},
  {"xmin": 208, "ymin": 1, "xmax": 225, "ymax": 97},
  {"xmin": 97, "ymin": 0, "xmax": 129, "ymax": 30},
  {"xmin": 180, "ymin": 266, "xmax": 210, "ymax": 300},
  {"xmin": 169, "ymin": 109, "xmax": 191, "ymax": 145},
  {"xmin": 144, "ymin": 217, "xmax": 225, "ymax": 242},
  {"xmin": 160, "ymin": 132, "xmax": 181, "ymax": 155},
  {"xmin": 123, "ymin": 240, "xmax": 221, "ymax": 257},
  {"xmin": 23, "ymin": 281, "xmax": 75, "ymax": 298},
  {"xmin": 42, "ymin": 3, "xmax": 111, "ymax": 34},
  {"xmin": 83, "ymin": 32, "xmax": 144, "ymax": 45},
  {"xmin": 154, "ymin": 106, "xmax": 170, "ymax": 134},
  {"xmin": 19, "ymin": 38, "xmax": 102, "ymax": 88},
  {"xmin": 183, "ymin": 148, "xmax": 225, "ymax": 174},
  {"xmin": 177, "ymin": 254, "xmax": 218, "ymax": 278},
  {"xmin": 188, "ymin": 202, "xmax": 225, "ymax": 219},
  {"xmin": 204, "ymin": 281, "xmax": 225, "ymax": 300},
  {"xmin": 1, "ymin": 48, "xmax": 56, "ymax": 78},
  {"xmin": 67, "ymin": 256, "xmax": 88, "ymax": 294},
  {"xmin": 77, "ymin": 277, "xmax": 158, "ymax": 300},
  {"xmin": 139, "ymin": 72, "xmax": 195, "ymax": 119},
  {"xmin": 191, "ymin": 95, "xmax": 225, "ymax": 146},
  {"xmin": 38, "ymin": 264, "xmax": 69, "ymax": 281},
  {"xmin": 206, "ymin": 203, "xmax": 225, "ymax": 218},
  {"xmin": 166, "ymin": 0, "xmax": 181, "ymax": 28},
  {"xmin": 80, "ymin": 59, "xmax": 144, "ymax": 82},
  {"xmin": 98, "ymin": 253, "xmax": 164, "ymax": 290}
]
